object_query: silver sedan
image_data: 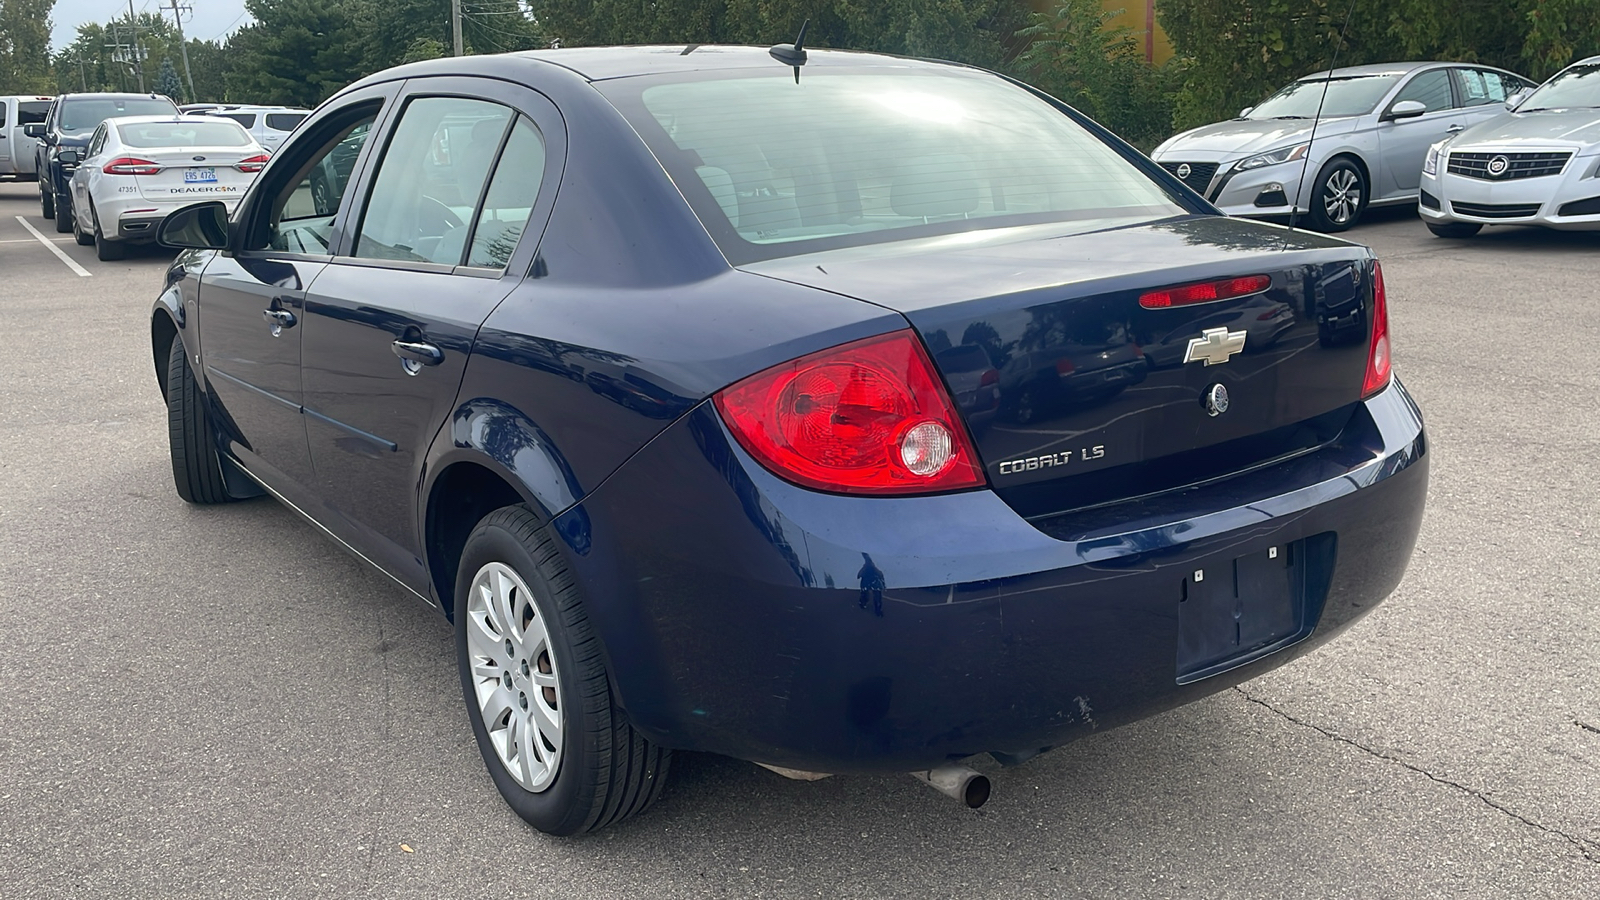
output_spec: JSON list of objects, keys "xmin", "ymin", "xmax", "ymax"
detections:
[{"xmin": 1152, "ymin": 61, "xmax": 1536, "ymax": 231}]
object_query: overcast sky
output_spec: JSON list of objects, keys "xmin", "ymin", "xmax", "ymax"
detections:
[{"xmin": 51, "ymin": 0, "xmax": 253, "ymax": 50}]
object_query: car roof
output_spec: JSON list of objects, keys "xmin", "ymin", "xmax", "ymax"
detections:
[
  {"xmin": 1297, "ymin": 60, "xmax": 1529, "ymax": 81},
  {"xmin": 59, "ymin": 92, "xmax": 175, "ymax": 101},
  {"xmin": 512, "ymin": 45, "xmax": 959, "ymax": 81},
  {"xmin": 208, "ymin": 105, "xmax": 310, "ymax": 112}
]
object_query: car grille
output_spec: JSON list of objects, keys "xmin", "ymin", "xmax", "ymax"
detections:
[
  {"xmin": 1448, "ymin": 201, "xmax": 1542, "ymax": 219},
  {"xmin": 1159, "ymin": 161, "xmax": 1218, "ymax": 194},
  {"xmin": 1446, "ymin": 151, "xmax": 1571, "ymax": 180}
]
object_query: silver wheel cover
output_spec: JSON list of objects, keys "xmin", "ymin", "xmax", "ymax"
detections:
[
  {"xmin": 466, "ymin": 561, "xmax": 564, "ymax": 792},
  {"xmin": 1323, "ymin": 168, "xmax": 1362, "ymax": 224}
]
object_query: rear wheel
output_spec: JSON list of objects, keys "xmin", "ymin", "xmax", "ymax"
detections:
[
  {"xmin": 456, "ymin": 506, "xmax": 671, "ymax": 836},
  {"xmin": 1427, "ymin": 221, "xmax": 1482, "ymax": 239},
  {"xmin": 72, "ymin": 197, "xmax": 94, "ymax": 246},
  {"xmin": 94, "ymin": 210, "xmax": 125, "ymax": 261},
  {"xmin": 53, "ymin": 193, "xmax": 73, "ymax": 233},
  {"xmin": 1307, "ymin": 158, "xmax": 1367, "ymax": 232},
  {"xmin": 39, "ymin": 184, "xmax": 54, "ymax": 219},
  {"xmin": 165, "ymin": 339, "xmax": 232, "ymax": 505}
]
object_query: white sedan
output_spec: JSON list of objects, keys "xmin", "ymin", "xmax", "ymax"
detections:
[
  {"xmin": 1420, "ymin": 55, "xmax": 1600, "ymax": 237},
  {"xmin": 65, "ymin": 115, "xmax": 267, "ymax": 260}
]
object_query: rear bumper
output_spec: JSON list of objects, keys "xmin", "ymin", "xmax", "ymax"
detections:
[
  {"xmin": 556, "ymin": 378, "xmax": 1428, "ymax": 773},
  {"xmin": 100, "ymin": 193, "xmax": 244, "ymax": 242}
]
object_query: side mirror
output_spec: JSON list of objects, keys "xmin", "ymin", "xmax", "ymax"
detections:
[
  {"xmin": 56, "ymin": 150, "xmax": 80, "ymax": 165},
  {"xmin": 1505, "ymin": 88, "xmax": 1531, "ymax": 110},
  {"xmin": 22, "ymin": 123, "xmax": 45, "ymax": 138},
  {"xmin": 1238, "ymin": 107, "xmax": 1254, "ymax": 118},
  {"xmin": 158, "ymin": 201, "xmax": 231, "ymax": 251},
  {"xmin": 1384, "ymin": 100, "xmax": 1427, "ymax": 121}
]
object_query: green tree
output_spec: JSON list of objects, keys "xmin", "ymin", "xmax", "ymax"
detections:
[
  {"xmin": 224, "ymin": 0, "xmax": 365, "ymax": 106},
  {"xmin": 1524, "ymin": 0, "xmax": 1600, "ymax": 79},
  {"xmin": 0, "ymin": 0, "xmax": 56, "ymax": 93},
  {"xmin": 155, "ymin": 55, "xmax": 183, "ymax": 101}
]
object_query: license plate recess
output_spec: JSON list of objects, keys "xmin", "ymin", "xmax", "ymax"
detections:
[{"xmin": 1176, "ymin": 534, "xmax": 1334, "ymax": 683}]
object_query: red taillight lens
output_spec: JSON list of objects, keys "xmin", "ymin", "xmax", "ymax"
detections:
[
  {"xmin": 1139, "ymin": 274, "xmax": 1271, "ymax": 309},
  {"xmin": 1362, "ymin": 261, "xmax": 1391, "ymax": 397},
  {"xmin": 713, "ymin": 330, "xmax": 986, "ymax": 495},
  {"xmin": 1054, "ymin": 357, "xmax": 1076, "ymax": 375},
  {"xmin": 235, "ymin": 154, "xmax": 270, "ymax": 173},
  {"xmin": 979, "ymin": 369, "xmax": 999, "ymax": 387},
  {"xmin": 103, "ymin": 157, "xmax": 162, "ymax": 176}
]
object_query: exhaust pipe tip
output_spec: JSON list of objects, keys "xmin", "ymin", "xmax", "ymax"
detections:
[{"xmin": 911, "ymin": 765, "xmax": 991, "ymax": 808}]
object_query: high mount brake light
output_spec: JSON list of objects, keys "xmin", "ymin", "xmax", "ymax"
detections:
[
  {"xmin": 1362, "ymin": 260, "xmax": 1391, "ymax": 397},
  {"xmin": 103, "ymin": 157, "xmax": 161, "ymax": 176},
  {"xmin": 1140, "ymin": 274, "xmax": 1272, "ymax": 309},
  {"xmin": 235, "ymin": 154, "xmax": 270, "ymax": 173},
  {"xmin": 713, "ymin": 330, "xmax": 986, "ymax": 495}
]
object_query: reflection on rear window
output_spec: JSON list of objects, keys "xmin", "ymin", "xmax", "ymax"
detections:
[
  {"xmin": 119, "ymin": 121, "xmax": 252, "ymax": 147},
  {"xmin": 265, "ymin": 113, "xmax": 307, "ymax": 132},
  {"xmin": 603, "ymin": 69, "xmax": 1182, "ymax": 262},
  {"xmin": 60, "ymin": 97, "xmax": 179, "ymax": 131},
  {"xmin": 936, "ymin": 345, "xmax": 994, "ymax": 373}
]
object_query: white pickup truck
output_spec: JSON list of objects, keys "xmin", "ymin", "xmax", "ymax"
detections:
[{"xmin": 0, "ymin": 95, "xmax": 53, "ymax": 180}]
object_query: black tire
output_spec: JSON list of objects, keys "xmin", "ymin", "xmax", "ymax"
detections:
[
  {"xmin": 72, "ymin": 198, "xmax": 94, "ymax": 246},
  {"xmin": 94, "ymin": 216, "xmax": 125, "ymax": 261},
  {"xmin": 455, "ymin": 506, "xmax": 671, "ymax": 836},
  {"xmin": 53, "ymin": 194, "xmax": 73, "ymax": 233},
  {"xmin": 165, "ymin": 339, "xmax": 232, "ymax": 505},
  {"xmin": 40, "ymin": 184, "xmax": 54, "ymax": 219},
  {"xmin": 1427, "ymin": 221, "xmax": 1482, "ymax": 239},
  {"xmin": 1306, "ymin": 158, "xmax": 1367, "ymax": 232}
]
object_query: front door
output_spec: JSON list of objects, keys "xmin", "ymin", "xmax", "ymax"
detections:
[
  {"xmin": 298, "ymin": 82, "xmax": 560, "ymax": 587},
  {"xmin": 196, "ymin": 94, "xmax": 389, "ymax": 497},
  {"xmin": 1378, "ymin": 68, "xmax": 1465, "ymax": 197}
]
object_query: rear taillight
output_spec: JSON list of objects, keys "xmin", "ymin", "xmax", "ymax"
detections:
[
  {"xmin": 979, "ymin": 369, "xmax": 999, "ymax": 388},
  {"xmin": 1140, "ymin": 274, "xmax": 1271, "ymax": 309},
  {"xmin": 103, "ymin": 157, "xmax": 161, "ymax": 176},
  {"xmin": 235, "ymin": 154, "xmax": 270, "ymax": 173},
  {"xmin": 1362, "ymin": 261, "xmax": 1391, "ymax": 397},
  {"xmin": 713, "ymin": 330, "xmax": 986, "ymax": 495},
  {"xmin": 1055, "ymin": 358, "xmax": 1076, "ymax": 375}
]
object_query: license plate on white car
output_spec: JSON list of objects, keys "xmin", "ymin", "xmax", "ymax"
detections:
[{"xmin": 185, "ymin": 167, "xmax": 217, "ymax": 184}]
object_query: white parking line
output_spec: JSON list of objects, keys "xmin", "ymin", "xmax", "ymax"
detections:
[{"xmin": 12, "ymin": 216, "xmax": 91, "ymax": 277}]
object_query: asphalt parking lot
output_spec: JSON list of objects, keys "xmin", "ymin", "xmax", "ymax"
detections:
[{"xmin": 0, "ymin": 179, "xmax": 1596, "ymax": 899}]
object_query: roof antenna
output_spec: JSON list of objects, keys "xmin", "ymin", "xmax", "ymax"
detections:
[
  {"xmin": 1288, "ymin": 0, "xmax": 1358, "ymax": 233},
  {"xmin": 769, "ymin": 19, "xmax": 809, "ymax": 84}
]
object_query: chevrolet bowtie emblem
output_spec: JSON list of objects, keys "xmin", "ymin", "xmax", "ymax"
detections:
[{"xmin": 1183, "ymin": 326, "xmax": 1247, "ymax": 366}]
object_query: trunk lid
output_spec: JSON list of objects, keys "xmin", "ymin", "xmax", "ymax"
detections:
[
  {"xmin": 742, "ymin": 216, "xmax": 1377, "ymax": 518},
  {"xmin": 132, "ymin": 147, "xmax": 259, "ymax": 203}
]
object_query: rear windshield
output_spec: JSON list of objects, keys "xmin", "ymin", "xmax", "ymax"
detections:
[
  {"xmin": 600, "ymin": 68, "xmax": 1183, "ymax": 263},
  {"xmin": 118, "ymin": 120, "xmax": 253, "ymax": 148},
  {"xmin": 1248, "ymin": 74, "xmax": 1401, "ymax": 119},
  {"xmin": 1523, "ymin": 63, "xmax": 1600, "ymax": 111},
  {"xmin": 265, "ymin": 112, "xmax": 307, "ymax": 132},
  {"xmin": 59, "ymin": 97, "xmax": 179, "ymax": 132}
]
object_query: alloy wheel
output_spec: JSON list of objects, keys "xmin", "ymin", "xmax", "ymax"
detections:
[
  {"xmin": 464, "ymin": 561, "xmax": 564, "ymax": 793},
  {"xmin": 1322, "ymin": 168, "xmax": 1362, "ymax": 225}
]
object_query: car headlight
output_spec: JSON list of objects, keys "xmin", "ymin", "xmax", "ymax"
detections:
[
  {"xmin": 1237, "ymin": 143, "xmax": 1310, "ymax": 170},
  {"xmin": 1423, "ymin": 141, "xmax": 1448, "ymax": 176}
]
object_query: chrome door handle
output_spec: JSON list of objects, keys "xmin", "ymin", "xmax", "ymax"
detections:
[
  {"xmin": 261, "ymin": 308, "xmax": 297, "ymax": 336},
  {"xmin": 391, "ymin": 339, "xmax": 444, "ymax": 374},
  {"xmin": 1446, "ymin": 124, "xmax": 1464, "ymax": 133}
]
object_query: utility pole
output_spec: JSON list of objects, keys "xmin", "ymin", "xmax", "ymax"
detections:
[
  {"xmin": 451, "ymin": 0, "xmax": 464, "ymax": 56},
  {"xmin": 78, "ymin": 55, "xmax": 89, "ymax": 91},
  {"xmin": 126, "ymin": 0, "xmax": 147, "ymax": 92},
  {"xmin": 166, "ymin": 0, "xmax": 198, "ymax": 102},
  {"xmin": 108, "ymin": 22, "xmax": 129, "ymax": 91}
]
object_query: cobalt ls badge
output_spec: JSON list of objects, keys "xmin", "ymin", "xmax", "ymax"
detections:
[{"xmin": 1183, "ymin": 326, "xmax": 1247, "ymax": 366}]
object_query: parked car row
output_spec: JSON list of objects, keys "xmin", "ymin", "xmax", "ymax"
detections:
[
  {"xmin": 1153, "ymin": 55, "xmax": 1600, "ymax": 238},
  {"xmin": 17, "ymin": 92, "xmax": 291, "ymax": 261}
]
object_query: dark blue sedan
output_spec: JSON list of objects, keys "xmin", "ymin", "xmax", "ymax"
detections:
[{"xmin": 151, "ymin": 45, "xmax": 1427, "ymax": 835}]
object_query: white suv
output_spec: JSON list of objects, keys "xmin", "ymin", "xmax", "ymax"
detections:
[{"xmin": 204, "ymin": 106, "xmax": 309, "ymax": 153}]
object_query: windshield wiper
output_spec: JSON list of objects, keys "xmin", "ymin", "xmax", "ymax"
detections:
[{"xmin": 1267, "ymin": 115, "xmax": 1310, "ymax": 120}]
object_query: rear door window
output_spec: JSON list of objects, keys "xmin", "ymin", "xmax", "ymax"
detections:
[
  {"xmin": 216, "ymin": 112, "xmax": 257, "ymax": 129},
  {"xmin": 265, "ymin": 113, "xmax": 307, "ymax": 132},
  {"xmin": 351, "ymin": 97, "xmax": 513, "ymax": 266},
  {"xmin": 1454, "ymin": 69, "xmax": 1509, "ymax": 106},
  {"xmin": 465, "ymin": 116, "xmax": 545, "ymax": 269},
  {"xmin": 18, "ymin": 102, "xmax": 50, "ymax": 125}
]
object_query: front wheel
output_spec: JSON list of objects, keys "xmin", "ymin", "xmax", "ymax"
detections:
[
  {"xmin": 39, "ymin": 184, "xmax": 54, "ymax": 219},
  {"xmin": 1307, "ymin": 158, "xmax": 1367, "ymax": 232},
  {"xmin": 456, "ymin": 506, "xmax": 671, "ymax": 836},
  {"xmin": 1427, "ymin": 221, "xmax": 1482, "ymax": 239},
  {"xmin": 165, "ymin": 339, "xmax": 233, "ymax": 504}
]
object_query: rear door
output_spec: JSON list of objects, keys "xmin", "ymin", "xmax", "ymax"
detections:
[
  {"xmin": 195, "ymin": 89, "xmax": 393, "ymax": 498},
  {"xmin": 297, "ymin": 77, "xmax": 564, "ymax": 586},
  {"xmin": 0, "ymin": 99, "xmax": 11, "ymax": 170}
]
